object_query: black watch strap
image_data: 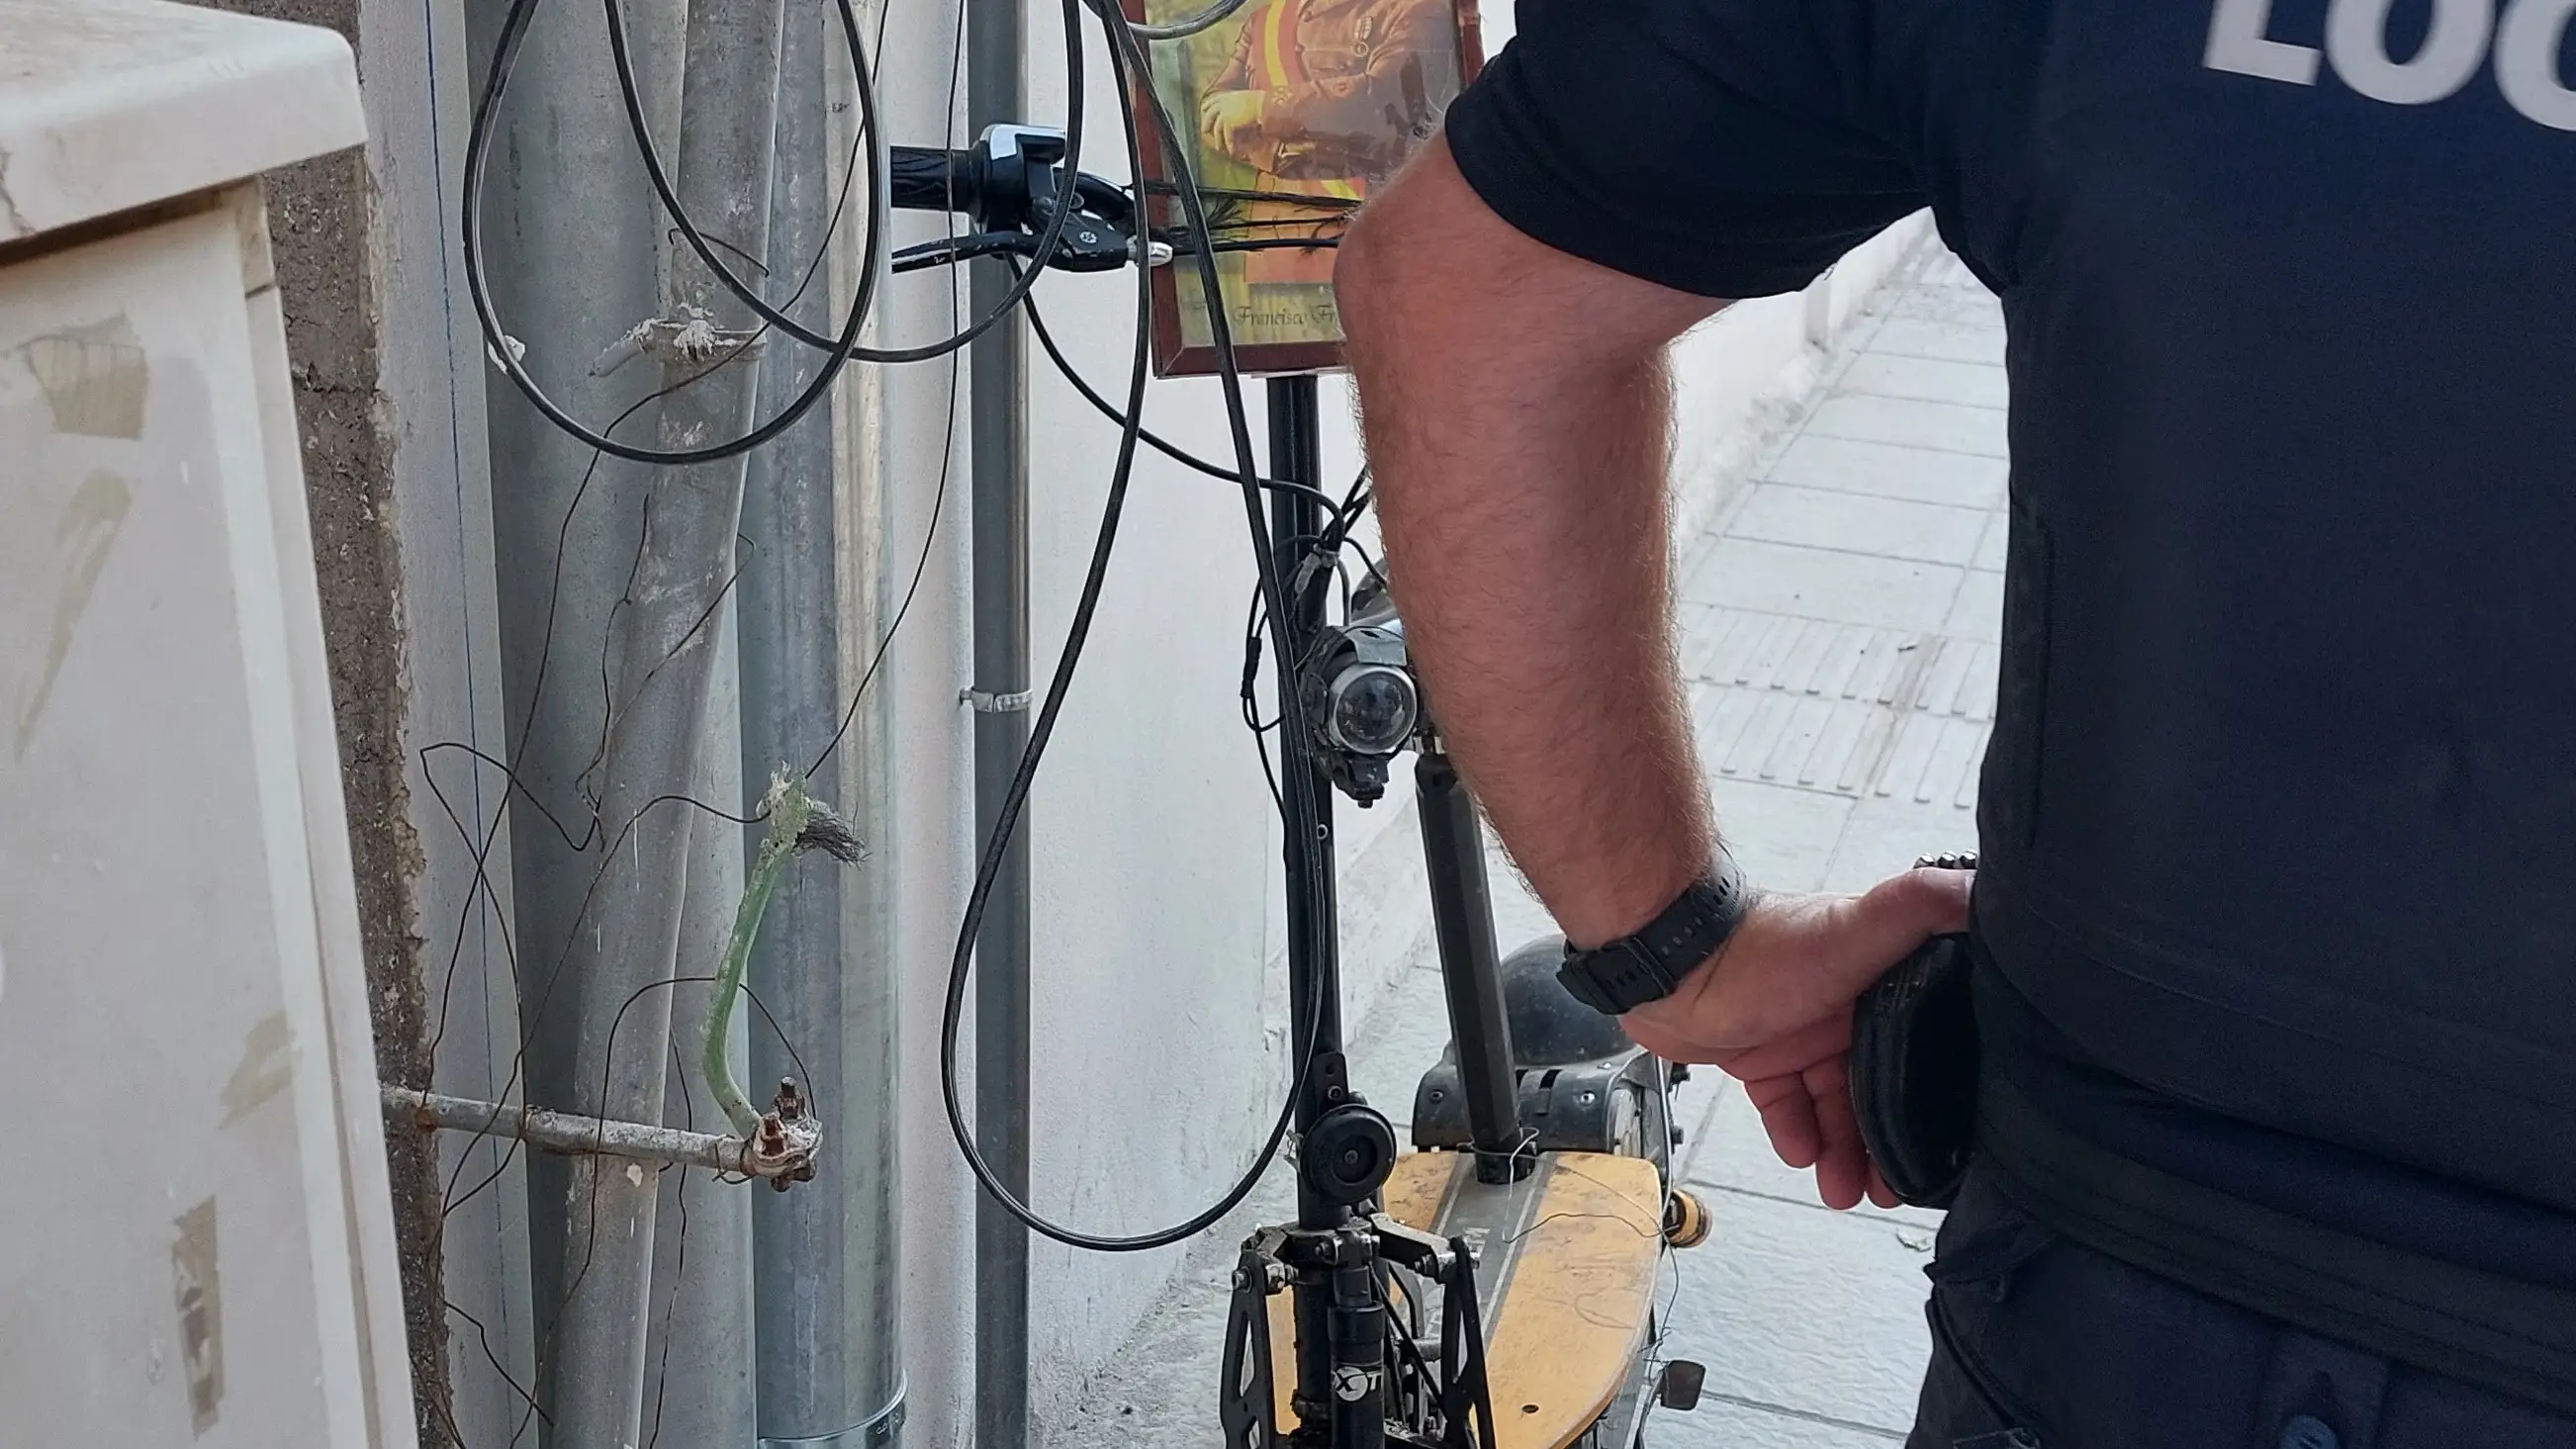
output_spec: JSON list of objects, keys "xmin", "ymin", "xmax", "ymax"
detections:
[{"xmin": 1556, "ymin": 865, "xmax": 1753, "ymax": 1016}]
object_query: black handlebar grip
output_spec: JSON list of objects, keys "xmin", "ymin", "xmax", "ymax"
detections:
[{"xmin": 888, "ymin": 144, "xmax": 976, "ymax": 214}]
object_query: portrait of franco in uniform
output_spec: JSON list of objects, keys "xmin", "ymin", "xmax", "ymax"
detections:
[{"xmin": 1192, "ymin": 0, "xmax": 1462, "ymax": 286}]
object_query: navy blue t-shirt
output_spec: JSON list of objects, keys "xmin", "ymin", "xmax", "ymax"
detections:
[{"xmin": 1444, "ymin": 0, "xmax": 2576, "ymax": 1395}]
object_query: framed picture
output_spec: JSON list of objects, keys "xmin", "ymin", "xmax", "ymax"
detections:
[{"xmin": 1123, "ymin": 0, "xmax": 1485, "ymax": 377}]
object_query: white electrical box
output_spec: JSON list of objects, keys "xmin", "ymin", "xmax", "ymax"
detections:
[{"xmin": 0, "ymin": 4, "xmax": 414, "ymax": 1446}]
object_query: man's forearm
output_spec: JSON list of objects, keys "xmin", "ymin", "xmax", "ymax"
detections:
[{"xmin": 1338, "ymin": 141, "xmax": 1726, "ymax": 947}]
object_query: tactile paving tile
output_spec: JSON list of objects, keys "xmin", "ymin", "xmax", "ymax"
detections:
[{"xmin": 1686, "ymin": 606, "xmax": 1994, "ymax": 809}]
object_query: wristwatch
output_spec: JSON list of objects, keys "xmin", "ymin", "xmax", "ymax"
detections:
[{"xmin": 1556, "ymin": 864, "xmax": 1753, "ymax": 1016}]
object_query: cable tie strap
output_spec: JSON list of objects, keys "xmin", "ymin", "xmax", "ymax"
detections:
[{"xmin": 961, "ymin": 687, "xmax": 1033, "ymax": 713}]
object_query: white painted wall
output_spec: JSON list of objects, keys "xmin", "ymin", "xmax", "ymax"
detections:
[{"xmin": 868, "ymin": 3, "xmax": 1934, "ymax": 1441}]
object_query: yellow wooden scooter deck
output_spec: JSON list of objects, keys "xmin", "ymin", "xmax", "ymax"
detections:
[{"xmin": 1265, "ymin": 1149, "xmax": 1666, "ymax": 1449}]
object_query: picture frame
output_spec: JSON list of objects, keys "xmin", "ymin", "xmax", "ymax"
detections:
[{"xmin": 1121, "ymin": 0, "xmax": 1486, "ymax": 378}]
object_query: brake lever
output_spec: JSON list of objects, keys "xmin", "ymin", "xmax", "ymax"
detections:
[{"xmin": 887, "ymin": 127, "xmax": 1135, "ymax": 273}]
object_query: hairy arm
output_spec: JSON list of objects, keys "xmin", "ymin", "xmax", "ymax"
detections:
[
  {"xmin": 1339, "ymin": 140, "xmax": 1968, "ymax": 1208},
  {"xmin": 1337, "ymin": 136, "xmax": 1723, "ymax": 951}
]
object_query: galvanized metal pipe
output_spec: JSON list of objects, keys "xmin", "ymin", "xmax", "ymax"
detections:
[
  {"xmin": 386, "ymin": 1089, "xmax": 789, "ymax": 1179},
  {"xmin": 744, "ymin": 0, "xmax": 906, "ymax": 1443},
  {"xmin": 546, "ymin": 0, "xmax": 788, "ymax": 1442},
  {"xmin": 1269, "ymin": 375, "xmax": 1355, "ymax": 1435},
  {"xmin": 1414, "ymin": 751, "xmax": 1525, "ymax": 1182},
  {"xmin": 466, "ymin": 3, "xmax": 682, "ymax": 1433}
]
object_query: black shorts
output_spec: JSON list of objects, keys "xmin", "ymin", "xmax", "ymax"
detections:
[{"xmin": 1908, "ymin": 1168, "xmax": 2576, "ymax": 1449}]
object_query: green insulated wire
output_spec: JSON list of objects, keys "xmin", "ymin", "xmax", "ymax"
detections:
[{"xmin": 705, "ymin": 770, "xmax": 864, "ymax": 1137}]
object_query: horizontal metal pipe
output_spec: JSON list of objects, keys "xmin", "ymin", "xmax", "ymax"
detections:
[{"xmin": 384, "ymin": 1087, "xmax": 815, "ymax": 1183}]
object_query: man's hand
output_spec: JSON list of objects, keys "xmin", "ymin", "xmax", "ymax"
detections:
[
  {"xmin": 1199, "ymin": 89, "xmax": 1267, "ymax": 156},
  {"xmin": 1619, "ymin": 867, "xmax": 1973, "ymax": 1211}
]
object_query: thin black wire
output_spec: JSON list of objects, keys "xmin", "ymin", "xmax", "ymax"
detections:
[
  {"xmin": 1016, "ymin": 272, "xmax": 1334, "ymax": 504},
  {"xmin": 451, "ymin": 0, "xmax": 1331, "ymax": 1240},
  {"xmin": 423, "ymin": 48, "xmax": 873, "ymax": 1232},
  {"xmin": 802, "ymin": 0, "xmax": 977, "ymax": 784},
  {"xmin": 1318, "ymin": 468, "xmax": 1374, "ymax": 562},
  {"xmin": 443, "ymin": 1294, "xmax": 548, "ymax": 1428},
  {"xmin": 1280, "ymin": 480, "xmax": 1378, "ymax": 674},
  {"xmin": 797, "ymin": 362, "xmax": 963, "ymax": 781},
  {"xmin": 429, "ymin": 729, "xmax": 772, "ymax": 1223},
  {"xmin": 1180, "ymin": 214, "xmax": 1359, "ymax": 233},
  {"xmin": 888, "ymin": 233, "xmax": 1029, "ymax": 273},
  {"xmin": 581, "ymin": 552, "xmax": 748, "ymax": 803},
  {"xmin": 893, "ymin": 225, "xmax": 1338, "ymax": 274},
  {"xmin": 465, "ymin": 977, "xmax": 758, "ymax": 1449},
  {"xmin": 1138, "ymin": 180, "xmax": 1359, "ymax": 211},
  {"xmin": 642, "ymin": 1032, "xmax": 693, "ymax": 1449},
  {"xmin": 1242, "ymin": 585, "xmax": 1285, "ymax": 817},
  {"xmin": 1185, "ymin": 235, "xmax": 1344, "ymax": 257},
  {"xmin": 1239, "ymin": 471, "xmax": 1369, "ymax": 825},
  {"xmin": 422, "ymin": 777, "xmax": 768, "ymax": 1249},
  {"xmin": 1377, "ymin": 1265, "xmax": 1439, "ymax": 1437},
  {"xmin": 461, "ymin": 0, "xmax": 882, "ymax": 466},
  {"xmin": 635, "ymin": 1008, "xmax": 758, "ymax": 1449}
]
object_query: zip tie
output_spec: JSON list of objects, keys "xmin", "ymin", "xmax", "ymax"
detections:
[{"xmin": 962, "ymin": 687, "xmax": 1034, "ymax": 713}]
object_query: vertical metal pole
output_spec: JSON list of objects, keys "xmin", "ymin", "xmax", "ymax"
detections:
[
  {"xmin": 1415, "ymin": 751, "xmax": 1525, "ymax": 1182},
  {"xmin": 1269, "ymin": 376, "xmax": 1343, "ymax": 1125},
  {"xmin": 470, "ymin": 1, "xmax": 679, "ymax": 1405},
  {"xmin": 745, "ymin": 1, "xmax": 905, "ymax": 1443},
  {"xmin": 1268, "ymin": 374, "xmax": 1359, "ymax": 1440},
  {"xmin": 968, "ymin": 0, "xmax": 1031, "ymax": 1440},
  {"xmin": 548, "ymin": 2, "xmax": 787, "ymax": 1444},
  {"xmin": 1327, "ymin": 1257, "xmax": 1388, "ymax": 1449}
]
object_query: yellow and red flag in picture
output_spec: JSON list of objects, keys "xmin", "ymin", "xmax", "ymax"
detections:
[{"xmin": 1239, "ymin": 0, "xmax": 1361, "ymax": 286}]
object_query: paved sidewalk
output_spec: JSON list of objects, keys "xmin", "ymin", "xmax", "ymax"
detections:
[
  {"xmin": 1049, "ymin": 248, "xmax": 2006, "ymax": 1449},
  {"xmin": 1643, "ymin": 248, "xmax": 2006, "ymax": 1448}
]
